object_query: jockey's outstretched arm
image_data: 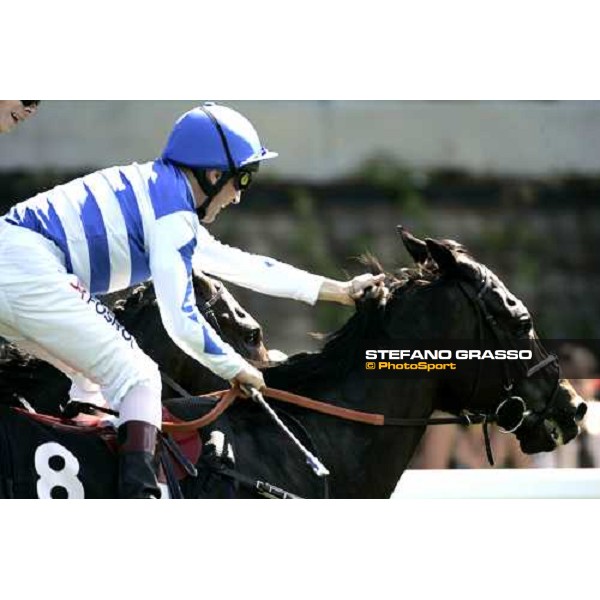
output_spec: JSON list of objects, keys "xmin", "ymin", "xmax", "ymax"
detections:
[
  {"xmin": 191, "ymin": 224, "xmax": 385, "ymax": 306},
  {"xmin": 192, "ymin": 224, "xmax": 323, "ymax": 304},
  {"xmin": 149, "ymin": 212, "xmax": 250, "ymax": 384}
]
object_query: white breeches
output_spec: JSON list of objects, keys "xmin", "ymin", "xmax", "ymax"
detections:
[{"xmin": 0, "ymin": 222, "xmax": 162, "ymax": 428}]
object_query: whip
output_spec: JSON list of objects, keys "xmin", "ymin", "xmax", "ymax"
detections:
[{"xmin": 243, "ymin": 385, "xmax": 330, "ymax": 478}]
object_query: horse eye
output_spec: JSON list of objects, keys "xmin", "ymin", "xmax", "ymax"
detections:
[{"xmin": 515, "ymin": 317, "xmax": 532, "ymax": 336}]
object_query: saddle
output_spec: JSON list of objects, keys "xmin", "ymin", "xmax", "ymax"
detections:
[{"xmin": 18, "ymin": 397, "xmax": 208, "ymax": 482}]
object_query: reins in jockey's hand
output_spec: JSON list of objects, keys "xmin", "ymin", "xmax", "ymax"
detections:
[
  {"xmin": 160, "ymin": 381, "xmax": 503, "ymax": 465},
  {"xmin": 160, "ymin": 374, "xmax": 328, "ymax": 495},
  {"xmin": 162, "ymin": 376, "xmax": 331, "ymax": 479}
]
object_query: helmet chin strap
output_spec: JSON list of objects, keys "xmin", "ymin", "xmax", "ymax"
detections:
[
  {"xmin": 192, "ymin": 168, "xmax": 232, "ymax": 220},
  {"xmin": 192, "ymin": 105, "xmax": 241, "ymax": 220}
]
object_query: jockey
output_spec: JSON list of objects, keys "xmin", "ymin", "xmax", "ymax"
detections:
[
  {"xmin": 0, "ymin": 102, "xmax": 384, "ymax": 498},
  {"xmin": 0, "ymin": 101, "xmax": 40, "ymax": 134}
]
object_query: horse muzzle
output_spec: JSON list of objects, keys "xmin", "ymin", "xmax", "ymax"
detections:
[
  {"xmin": 516, "ymin": 418, "xmax": 562, "ymax": 454},
  {"xmin": 515, "ymin": 401, "xmax": 587, "ymax": 455}
]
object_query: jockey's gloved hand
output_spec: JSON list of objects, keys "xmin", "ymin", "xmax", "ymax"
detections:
[
  {"xmin": 231, "ymin": 363, "xmax": 266, "ymax": 397},
  {"xmin": 348, "ymin": 273, "xmax": 387, "ymax": 302},
  {"xmin": 318, "ymin": 273, "xmax": 387, "ymax": 306}
]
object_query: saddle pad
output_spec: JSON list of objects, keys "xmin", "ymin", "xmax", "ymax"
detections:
[{"xmin": 10, "ymin": 405, "xmax": 202, "ymax": 483}]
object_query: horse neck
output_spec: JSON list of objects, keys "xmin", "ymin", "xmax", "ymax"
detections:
[{"xmin": 262, "ymin": 306, "xmax": 438, "ymax": 498}]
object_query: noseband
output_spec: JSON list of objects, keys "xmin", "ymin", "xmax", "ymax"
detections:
[{"xmin": 456, "ymin": 270, "xmax": 562, "ymax": 438}]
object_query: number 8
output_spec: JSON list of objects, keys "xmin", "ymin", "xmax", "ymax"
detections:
[{"xmin": 35, "ymin": 442, "xmax": 85, "ymax": 499}]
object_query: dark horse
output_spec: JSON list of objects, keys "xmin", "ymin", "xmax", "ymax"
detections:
[
  {"xmin": 0, "ymin": 274, "xmax": 269, "ymax": 416},
  {"xmin": 180, "ymin": 227, "xmax": 586, "ymax": 498},
  {"xmin": 0, "ymin": 228, "xmax": 587, "ymax": 498}
]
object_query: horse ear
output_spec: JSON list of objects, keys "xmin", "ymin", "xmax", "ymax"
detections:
[
  {"xmin": 425, "ymin": 238, "xmax": 459, "ymax": 274},
  {"xmin": 397, "ymin": 225, "xmax": 429, "ymax": 264}
]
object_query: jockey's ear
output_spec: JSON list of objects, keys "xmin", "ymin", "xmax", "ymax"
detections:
[
  {"xmin": 206, "ymin": 169, "xmax": 224, "ymax": 185},
  {"xmin": 397, "ymin": 226, "xmax": 429, "ymax": 265}
]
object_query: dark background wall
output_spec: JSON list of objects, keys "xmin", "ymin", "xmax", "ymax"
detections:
[{"xmin": 1, "ymin": 167, "xmax": 598, "ymax": 356}]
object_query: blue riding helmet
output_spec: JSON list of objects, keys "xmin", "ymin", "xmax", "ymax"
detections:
[{"xmin": 161, "ymin": 102, "xmax": 278, "ymax": 170}]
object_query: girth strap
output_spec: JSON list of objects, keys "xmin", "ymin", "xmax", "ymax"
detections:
[{"xmin": 208, "ymin": 464, "xmax": 302, "ymax": 499}]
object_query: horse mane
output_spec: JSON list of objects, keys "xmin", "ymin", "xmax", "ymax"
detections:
[
  {"xmin": 0, "ymin": 340, "xmax": 51, "ymax": 402},
  {"xmin": 266, "ymin": 299, "xmax": 385, "ymax": 392},
  {"xmin": 266, "ymin": 241, "xmax": 473, "ymax": 393},
  {"xmin": 266, "ymin": 253, "xmax": 394, "ymax": 391},
  {"xmin": 107, "ymin": 282, "xmax": 156, "ymax": 315},
  {"xmin": 0, "ymin": 340, "xmax": 35, "ymax": 368},
  {"xmin": 389, "ymin": 239, "xmax": 472, "ymax": 289}
]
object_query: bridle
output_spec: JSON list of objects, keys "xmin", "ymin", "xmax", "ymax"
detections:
[
  {"xmin": 197, "ymin": 282, "xmax": 225, "ymax": 337},
  {"xmin": 456, "ymin": 269, "xmax": 562, "ymax": 430}
]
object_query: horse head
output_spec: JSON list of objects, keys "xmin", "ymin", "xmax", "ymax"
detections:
[
  {"xmin": 114, "ymin": 273, "xmax": 269, "ymax": 395},
  {"xmin": 192, "ymin": 275, "xmax": 269, "ymax": 365},
  {"xmin": 393, "ymin": 226, "xmax": 587, "ymax": 455}
]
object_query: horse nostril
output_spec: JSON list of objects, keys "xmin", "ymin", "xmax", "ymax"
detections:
[
  {"xmin": 235, "ymin": 308, "xmax": 247, "ymax": 319},
  {"xmin": 575, "ymin": 402, "xmax": 588, "ymax": 422},
  {"xmin": 245, "ymin": 329, "xmax": 261, "ymax": 345},
  {"xmin": 544, "ymin": 420, "xmax": 563, "ymax": 446}
]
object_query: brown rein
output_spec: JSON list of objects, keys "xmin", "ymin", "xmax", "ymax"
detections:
[
  {"xmin": 161, "ymin": 386, "xmax": 386, "ymax": 433},
  {"xmin": 161, "ymin": 385, "xmax": 490, "ymax": 434}
]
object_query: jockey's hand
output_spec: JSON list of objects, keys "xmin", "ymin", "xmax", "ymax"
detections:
[
  {"xmin": 231, "ymin": 363, "xmax": 266, "ymax": 397},
  {"xmin": 318, "ymin": 273, "xmax": 387, "ymax": 306},
  {"xmin": 348, "ymin": 273, "xmax": 386, "ymax": 301}
]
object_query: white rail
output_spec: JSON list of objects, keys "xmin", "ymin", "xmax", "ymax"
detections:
[{"xmin": 392, "ymin": 468, "xmax": 600, "ymax": 498}]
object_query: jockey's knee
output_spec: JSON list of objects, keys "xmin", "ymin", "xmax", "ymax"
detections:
[{"xmin": 104, "ymin": 358, "xmax": 163, "ymax": 429}]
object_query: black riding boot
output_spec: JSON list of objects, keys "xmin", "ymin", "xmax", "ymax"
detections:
[{"xmin": 117, "ymin": 420, "xmax": 160, "ymax": 499}]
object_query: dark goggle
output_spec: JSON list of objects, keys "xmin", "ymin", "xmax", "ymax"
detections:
[
  {"xmin": 232, "ymin": 170, "xmax": 254, "ymax": 191},
  {"xmin": 230, "ymin": 162, "xmax": 259, "ymax": 191}
]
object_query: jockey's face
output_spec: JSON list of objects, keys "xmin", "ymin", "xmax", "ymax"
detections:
[
  {"xmin": 0, "ymin": 101, "xmax": 38, "ymax": 134},
  {"xmin": 201, "ymin": 169, "xmax": 242, "ymax": 224}
]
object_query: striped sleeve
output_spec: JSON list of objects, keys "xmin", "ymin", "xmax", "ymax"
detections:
[
  {"xmin": 192, "ymin": 225, "xmax": 324, "ymax": 305},
  {"xmin": 147, "ymin": 212, "xmax": 248, "ymax": 381}
]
